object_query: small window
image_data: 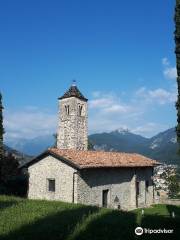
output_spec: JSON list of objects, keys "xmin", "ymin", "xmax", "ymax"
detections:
[
  {"xmin": 65, "ymin": 105, "xmax": 70, "ymax": 115},
  {"xmin": 78, "ymin": 105, "xmax": 83, "ymax": 116},
  {"xmin": 48, "ymin": 179, "xmax": 55, "ymax": 192},
  {"xmin": 145, "ymin": 180, "xmax": 149, "ymax": 192}
]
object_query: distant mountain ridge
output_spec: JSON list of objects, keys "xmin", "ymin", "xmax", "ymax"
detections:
[
  {"xmin": 89, "ymin": 128, "xmax": 179, "ymax": 165},
  {"xmin": 6, "ymin": 135, "xmax": 55, "ymax": 156},
  {"xmin": 5, "ymin": 127, "xmax": 180, "ymax": 165},
  {"xmin": 4, "ymin": 145, "xmax": 32, "ymax": 166}
]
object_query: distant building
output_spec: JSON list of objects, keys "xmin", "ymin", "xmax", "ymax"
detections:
[
  {"xmin": 153, "ymin": 164, "xmax": 177, "ymax": 199},
  {"xmin": 25, "ymin": 83, "xmax": 158, "ymax": 210}
]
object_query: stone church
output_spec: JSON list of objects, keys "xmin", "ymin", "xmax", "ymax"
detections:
[{"xmin": 25, "ymin": 83, "xmax": 158, "ymax": 210}]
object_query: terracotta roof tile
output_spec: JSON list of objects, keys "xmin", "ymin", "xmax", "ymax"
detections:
[{"xmin": 48, "ymin": 148, "xmax": 158, "ymax": 169}]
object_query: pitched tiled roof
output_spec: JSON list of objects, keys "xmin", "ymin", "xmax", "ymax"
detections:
[
  {"xmin": 59, "ymin": 85, "xmax": 88, "ymax": 101},
  {"xmin": 32, "ymin": 148, "xmax": 158, "ymax": 169}
]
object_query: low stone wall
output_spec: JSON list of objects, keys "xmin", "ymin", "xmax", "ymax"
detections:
[
  {"xmin": 154, "ymin": 196, "xmax": 180, "ymax": 205},
  {"xmin": 159, "ymin": 198, "xmax": 180, "ymax": 205}
]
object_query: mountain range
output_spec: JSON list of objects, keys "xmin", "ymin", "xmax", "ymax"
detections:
[
  {"xmin": 4, "ymin": 145, "xmax": 32, "ymax": 166},
  {"xmin": 5, "ymin": 127, "xmax": 180, "ymax": 165},
  {"xmin": 89, "ymin": 128, "xmax": 179, "ymax": 165}
]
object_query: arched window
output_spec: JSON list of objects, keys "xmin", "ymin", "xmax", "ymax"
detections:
[
  {"xmin": 65, "ymin": 105, "xmax": 70, "ymax": 115},
  {"xmin": 78, "ymin": 105, "xmax": 83, "ymax": 116}
]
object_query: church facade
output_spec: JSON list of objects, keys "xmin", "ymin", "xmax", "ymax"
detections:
[{"xmin": 26, "ymin": 83, "xmax": 158, "ymax": 210}]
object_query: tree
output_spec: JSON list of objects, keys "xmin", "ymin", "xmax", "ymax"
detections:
[
  {"xmin": 0, "ymin": 92, "xmax": 5, "ymax": 180},
  {"xmin": 175, "ymin": 0, "xmax": 180, "ymax": 151},
  {"xmin": 168, "ymin": 174, "xmax": 180, "ymax": 198},
  {"xmin": 0, "ymin": 93, "xmax": 19, "ymax": 188},
  {"xmin": 0, "ymin": 93, "xmax": 4, "ymax": 158},
  {"xmin": 88, "ymin": 140, "xmax": 94, "ymax": 150},
  {"xmin": 1, "ymin": 153, "xmax": 19, "ymax": 183}
]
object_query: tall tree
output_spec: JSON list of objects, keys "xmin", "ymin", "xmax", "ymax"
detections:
[
  {"xmin": 175, "ymin": 0, "xmax": 180, "ymax": 151},
  {"xmin": 0, "ymin": 93, "xmax": 5, "ymax": 180},
  {"xmin": 0, "ymin": 93, "xmax": 19, "ymax": 187},
  {"xmin": 0, "ymin": 93, "xmax": 4, "ymax": 160}
]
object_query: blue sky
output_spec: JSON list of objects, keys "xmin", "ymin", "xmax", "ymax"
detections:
[{"xmin": 0, "ymin": 0, "xmax": 177, "ymax": 140}]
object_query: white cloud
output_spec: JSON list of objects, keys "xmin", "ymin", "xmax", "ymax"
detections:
[
  {"xmin": 91, "ymin": 91, "xmax": 101, "ymax": 98},
  {"xmin": 89, "ymin": 97, "xmax": 114, "ymax": 109},
  {"xmin": 162, "ymin": 57, "xmax": 170, "ymax": 66},
  {"xmin": 88, "ymin": 86, "xmax": 176, "ymax": 137},
  {"xmin": 89, "ymin": 93, "xmax": 132, "ymax": 115},
  {"xmin": 149, "ymin": 89, "xmax": 176, "ymax": 103},
  {"xmin": 136, "ymin": 87, "xmax": 177, "ymax": 105},
  {"xmin": 132, "ymin": 123, "xmax": 168, "ymax": 136},
  {"xmin": 4, "ymin": 108, "xmax": 57, "ymax": 140},
  {"xmin": 163, "ymin": 67, "xmax": 177, "ymax": 80},
  {"xmin": 103, "ymin": 104, "xmax": 130, "ymax": 114},
  {"xmin": 88, "ymin": 92, "xmax": 142, "ymax": 134},
  {"xmin": 162, "ymin": 57, "xmax": 177, "ymax": 80}
]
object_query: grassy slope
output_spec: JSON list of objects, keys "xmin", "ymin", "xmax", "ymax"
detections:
[{"xmin": 0, "ymin": 195, "xmax": 179, "ymax": 240}]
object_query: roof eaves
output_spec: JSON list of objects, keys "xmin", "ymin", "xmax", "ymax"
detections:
[
  {"xmin": 48, "ymin": 150, "xmax": 81, "ymax": 170},
  {"xmin": 79, "ymin": 163, "xmax": 157, "ymax": 169},
  {"xmin": 20, "ymin": 151, "xmax": 50, "ymax": 168},
  {"xmin": 58, "ymin": 95, "xmax": 88, "ymax": 102},
  {"xmin": 21, "ymin": 150, "xmax": 81, "ymax": 170}
]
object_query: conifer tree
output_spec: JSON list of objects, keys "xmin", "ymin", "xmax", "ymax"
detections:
[
  {"xmin": 0, "ymin": 93, "xmax": 19, "ymax": 185},
  {"xmin": 0, "ymin": 93, "xmax": 4, "ymax": 159},
  {"xmin": 175, "ymin": 0, "xmax": 180, "ymax": 151},
  {"xmin": 0, "ymin": 92, "xmax": 4, "ymax": 180}
]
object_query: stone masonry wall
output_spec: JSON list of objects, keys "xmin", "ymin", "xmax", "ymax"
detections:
[
  {"xmin": 57, "ymin": 97, "xmax": 88, "ymax": 150},
  {"xmin": 136, "ymin": 167, "xmax": 154, "ymax": 208},
  {"xmin": 76, "ymin": 167, "xmax": 154, "ymax": 210},
  {"xmin": 28, "ymin": 155, "xmax": 154, "ymax": 210},
  {"xmin": 28, "ymin": 155, "xmax": 77, "ymax": 202}
]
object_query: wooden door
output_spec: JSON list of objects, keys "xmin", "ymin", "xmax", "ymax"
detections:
[{"xmin": 136, "ymin": 181, "xmax": 140, "ymax": 207}]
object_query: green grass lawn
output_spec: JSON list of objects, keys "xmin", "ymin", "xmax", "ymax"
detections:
[{"xmin": 0, "ymin": 195, "xmax": 179, "ymax": 240}]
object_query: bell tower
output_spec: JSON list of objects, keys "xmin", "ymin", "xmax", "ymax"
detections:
[{"xmin": 57, "ymin": 81, "xmax": 88, "ymax": 150}]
